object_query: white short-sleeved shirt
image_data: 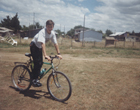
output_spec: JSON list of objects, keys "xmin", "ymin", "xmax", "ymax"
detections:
[{"xmin": 32, "ymin": 28, "xmax": 57, "ymax": 48}]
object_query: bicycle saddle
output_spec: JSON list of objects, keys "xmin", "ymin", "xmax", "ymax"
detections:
[{"xmin": 25, "ymin": 53, "xmax": 32, "ymax": 57}]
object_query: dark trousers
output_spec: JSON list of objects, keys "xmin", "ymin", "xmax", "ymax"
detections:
[{"xmin": 30, "ymin": 42, "xmax": 43, "ymax": 79}]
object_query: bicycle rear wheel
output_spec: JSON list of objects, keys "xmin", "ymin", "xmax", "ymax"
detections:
[
  {"xmin": 47, "ymin": 71, "xmax": 72, "ymax": 102},
  {"xmin": 11, "ymin": 65, "xmax": 32, "ymax": 91}
]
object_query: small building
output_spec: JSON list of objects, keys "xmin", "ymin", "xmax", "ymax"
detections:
[
  {"xmin": 125, "ymin": 35, "xmax": 139, "ymax": 42},
  {"xmin": 76, "ymin": 30, "xmax": 102, "ymax": 42},
  {"xmin": 105, "ymin": 37, "xmax": 115, "ymax": 46},
  {"xmin": 109, "ymin": 32, "xmax": 127, "ymax": 41},
  {"xmin": 75, "ymin": 28, "xmax": 88, "ymax": 35},
  {"xmin": 110, "ymin": 32, "xmax": 140, "ymax": 42},
  {"xmin": 74, "ymin": 28, "xmax": 89, "ymax": 41},
  {"xmin": 0, "ymin": 27, "xmax": 13, "ymax": 36},
  {"xmin": 20, "ymin": 28, "xmax": 42, "ymax": 38}
]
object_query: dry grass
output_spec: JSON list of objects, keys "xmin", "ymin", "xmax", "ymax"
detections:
[
  {"xmin": 59, "ymin": 38, "xmax": 140, "ymax": 49},
  {"xmin": 15, "ymin": 38, "xmax": 32, "ymax": 45},
  {"xmin": 0, "ymin": 50, "xmax": 140, "ymax": 110}
]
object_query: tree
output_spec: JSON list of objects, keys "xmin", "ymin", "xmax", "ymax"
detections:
[
  {"xmin": 22, "ymin": 25, "xmax": 29, "ymax": 31},
  {"xmin": 0, "ymin": 16, "xmax": 11, "ymax": 28},
  {"xmin": 106, "ymin": 29, "xmax": 113, "ymax": 36},
  {"xmin": 132, "ymin": 30, "xmax": 135, "ymax": 35},
  {"xmin": 26, "ymin": 22, "xmax": 43, "ymax": 30},
  {"xmin": 67, "ymin": 28, "xmax": 75, "ymax": 37},
  {"xmin": 55, "ymin": 29, "xmax": 62, "ymax": 36},
  {"xmin": 0, "ymin": 13, "xmax": 21, "ymax": 33},
  {"xmin": 11, "ymin": 13, "xmax": 21, "ymax": 33},
  {"xmin": 74, "ymin": 25, "xmax": 83, "ymax": 29},
  {"xmin": 29, "ymin": 24, "xmax": 36, "ymax": 30},
  {"xmin": 97, "ymin": 30, "xmax": 103, "ymax": 34},
  {"xmin": 35, "ymin": 22, "xmax": 43, "ymax": 29}
]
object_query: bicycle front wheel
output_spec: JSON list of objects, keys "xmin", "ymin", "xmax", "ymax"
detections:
[
  {"xmin": 11, "ymin": 65, "xmax": 32, "ymax": 91},
  {"xmin": 47, "ymin": 71, "xmax": 72, "ymax": 102}
]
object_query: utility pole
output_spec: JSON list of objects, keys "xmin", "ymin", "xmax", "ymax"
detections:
[
  {"xmin": 33, "ymin": 13, "xmax": 35, "ymax": 29},
  {"xmin": 64, "ymin": 25, "xmax": 65, "ymax": 37},
  {"xmin": 29, "ymin": 14, "xmax": 30, "ymax": 37},
  {"xmin": 29, "ymin": 14, "xmax": 30, "ymax": 28},
  {"xmin": 82, "ymin": 15, "xmax": 85, "ymax": 47}
]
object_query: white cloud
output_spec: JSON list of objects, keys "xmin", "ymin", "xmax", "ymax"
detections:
[
  {"xmin": 0, "ymin": 0, "xmax": 140, "ymax": 33},
  {"xmin": 90, "ymin": 0, "xmax": 140, "ymax": 32},
  {"xmin": 78, "ymin": 0, "xmax": 84, "ymax": 2},
  {"xmin": 0, "ymin": 0, "xmax": 90, "ymax": 32}
]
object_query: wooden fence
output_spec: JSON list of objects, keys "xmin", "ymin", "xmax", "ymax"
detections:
[{"xmin": 58, "ymin": 37, "xmax": 140, "ymax": 49}]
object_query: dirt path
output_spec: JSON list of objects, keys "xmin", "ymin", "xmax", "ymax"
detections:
[{"xmin": 1, "ymin": 52, "xmax": 140, "ymax": 64}]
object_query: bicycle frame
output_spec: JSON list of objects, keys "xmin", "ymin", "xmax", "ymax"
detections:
[
  {"xmin": 38, "ymin": 61, "xmax": 54, "ymax": 80},
  {"xmin": 23, "ymin": 54, "xmax": 58, "ymax": 80}
]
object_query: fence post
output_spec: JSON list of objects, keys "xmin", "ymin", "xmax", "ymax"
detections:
[
  {"xmin": 123, "ymin": 41, "xmax": 125, "ymax": 48},
  {"xmin": 139, "ymin": 41, "xmax": 140, "ymax": 49},
  {"xmin": 132, "ymin": 42, "xmax": 134, "ymax": 47},
  {"xmin": 61, "ymin": 37, "xmax": 63, "ymax": 45},
  {"xmin": 105, "ymin": 39, "xmax": 106, "ymax": 47},
  {"xmin": 71, "ymin": 37, "xmax": 72, "ymax": 47},
  {"xmin": 20, "ymin": 35, "xmax": 21, "ymax": 44},
  {"xmin": 115, "ymin": 41, "xmax": 116, "ymax": 48},
  {"xmin": 94, "ymin": 41, "xmax": 96, "ymax": 47}
]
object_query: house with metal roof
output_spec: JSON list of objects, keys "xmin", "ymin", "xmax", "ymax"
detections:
[
  {"xmin": 0, "ymin": 27, "xmax": 13, "ymax": 36},
  {"xmin": 109, "ymin": 32, "xmax": 127, "ymax": 41},
  {"xmin": 76, "ymin": 30, "xmax": 102, "ymax": 42},
  {"xmin": 109, "ymin": 32, "xmax": 140, "ymax": 42}
]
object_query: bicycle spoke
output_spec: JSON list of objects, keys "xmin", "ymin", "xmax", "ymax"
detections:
[
  {"xmin": 53, "ymin": 74, "xmax": 61, "ymax": 88},
  {"xmin": 47, "ymin": 72, "xmax": 72, "ymax": 102},
  {"xmin": 11, "ymin": 65, "xmax": 31, "ymax": 91}
]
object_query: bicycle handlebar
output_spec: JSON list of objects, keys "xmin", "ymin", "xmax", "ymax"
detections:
[
  {"xmin": 45, "ymin": 55, "xmax": 60, "ymax": 67},
  {"xmin": 45, "ymin": 55, "xmax": 59, "ymax": 61}
]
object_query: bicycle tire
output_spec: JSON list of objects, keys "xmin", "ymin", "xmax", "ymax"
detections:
[
  {"xmin": 11, "ymin": 65, "xmax": 32, "ymax": 91},
  {"xmin": 47, "ymin": 71, "xmax": 72, "ymax": 102}
]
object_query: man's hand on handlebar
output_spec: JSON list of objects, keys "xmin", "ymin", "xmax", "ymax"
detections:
[
  {"xmin": 45, "ymin": 55, "xmax": 51, "ymax": 61},
  {"xmin": 57, "ymin": 55, "xmax": 62, "ymax": 59}
]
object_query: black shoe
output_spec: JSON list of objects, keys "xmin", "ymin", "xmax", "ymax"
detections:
[{"xmin": 32, "ymin": 79, "xmax": 42, "ymax": 87}]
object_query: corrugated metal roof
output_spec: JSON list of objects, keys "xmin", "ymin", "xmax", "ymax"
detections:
[
  {"xmin": 0, "ymin": 27, "xmax": 13, "ymax": 32},
  {"xmin": 79, "ymin": 29, "xmax": 102, "ymax": 34},
  {"xmin": 0, "ymin": 30, "xmax": 10, "ymax": 33},
  {"xmin": 110, "ymin": 32, "xmax": 126, "ymax": 36},
  {"xmin": 106, "ymin": 37, "xmax": 115, "ymax": 40}
]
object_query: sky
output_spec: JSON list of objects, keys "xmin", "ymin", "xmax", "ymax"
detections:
[{"xmin": 0, "ymin": 0, "xmax": 140, "ymax": 33}]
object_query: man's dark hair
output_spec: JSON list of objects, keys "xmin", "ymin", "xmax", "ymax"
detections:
[{"xmin": 46, "ymin": 20, "xmax": 54, "ymax": 26}]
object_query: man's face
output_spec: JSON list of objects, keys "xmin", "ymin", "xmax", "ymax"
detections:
[{"xmin": 46, "ymin": 24, "xmax": 54, "ymax": 34}]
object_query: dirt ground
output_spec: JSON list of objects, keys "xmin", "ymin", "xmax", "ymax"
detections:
[{"xmin": 0, "ymin": 51, "xmax": 140, "ymax": 110}]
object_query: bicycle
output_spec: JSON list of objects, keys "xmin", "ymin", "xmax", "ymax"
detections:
[{"xmin": 11, "ymin": 53, "xmax": 72, "ymax": 102}]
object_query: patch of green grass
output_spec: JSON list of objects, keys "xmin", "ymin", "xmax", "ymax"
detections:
[
  {"xmin": 0, "ymin": 42, "xmax": 29, "ymax": 48},
  {"xmin": 1, "ymin": 42, "xmax": 140, "ymax": 58},
  {"xmin": 0, "ymin": 42, "xmax": 14, "ymax": 48}
]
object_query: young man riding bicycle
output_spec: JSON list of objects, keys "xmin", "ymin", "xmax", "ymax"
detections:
[{"xmin": 30, "ymin": 20, "xmax": 62, "ymax": 87}]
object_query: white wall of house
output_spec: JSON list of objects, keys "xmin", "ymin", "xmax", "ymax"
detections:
[
  {"xmin": 125, "ymin": 36, "xmax": 139, "ymax": 42},
  {"xmin": 78, "ymin": 30, "xmax": 102, "ymax": 42}
]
